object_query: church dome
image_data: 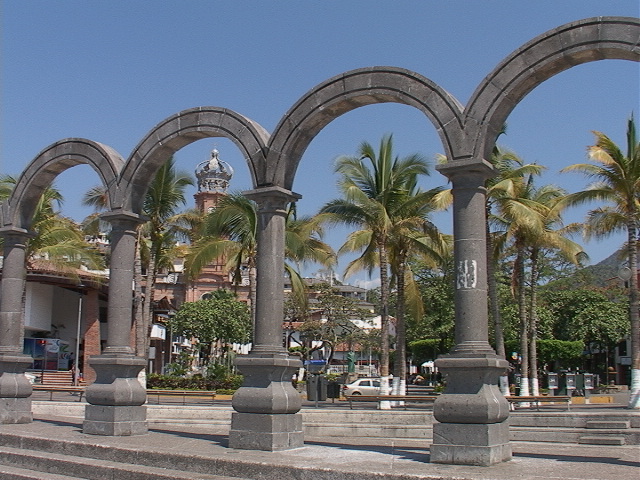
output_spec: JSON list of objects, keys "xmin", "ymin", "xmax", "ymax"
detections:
[{"xmin": 195, "ymin": 148, "xmax": 234, "ymax": 193}]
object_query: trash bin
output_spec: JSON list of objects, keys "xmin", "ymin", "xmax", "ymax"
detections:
[
  {"xmin": 583, "ymin": 373, "xmax": 595, "ymax": 398},
  {"xmin": 547, "ymin": 372, "xmax": 558, "ymax": 396},
  {"xmin": 306, "ymin": 374, "xmax": 327, "ymax": 401},
  {"xmin": 327, "ymin": 381, "xmax": 341, "ymax": 399},
  {"xmin": 558, "ymin": 373, "xmax": 576, "ymax": 395}
]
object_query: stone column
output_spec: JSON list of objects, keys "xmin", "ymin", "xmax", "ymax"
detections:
[
  {"xmin": 431, "ymin": 159, "xmax": 511, "ymax": 466},
  {"xmin": 0, "ymin": 229, "xmax": 34, "ymax": 424},
  {"xmin": 229, "ymin": 186, "xmax": 304, "ymax": 451},
  {"xmin": 83, "ymin": 211, "xmax": 147, "ymax": 436}
]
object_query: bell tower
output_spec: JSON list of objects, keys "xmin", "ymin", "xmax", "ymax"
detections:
[{"xmin": 194, "ymin": 148, "xmax": 234, "ymax": 213}]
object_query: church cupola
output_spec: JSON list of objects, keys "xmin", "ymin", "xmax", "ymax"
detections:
[
  {"xmin": 195, "ymin": 148, "xmax": 234, "ymax": 194},
  {"xmin": 194, "ymin": 148, "xmax": 233, "ymax": 213}
]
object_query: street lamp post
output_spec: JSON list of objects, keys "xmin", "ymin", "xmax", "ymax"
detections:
[{"xmin": 74, "ymin": 285, "xmax": 85, "ymax": 386}]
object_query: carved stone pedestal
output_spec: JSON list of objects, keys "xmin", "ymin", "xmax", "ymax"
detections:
[
  {"xmin": 229, "ymin": 353, "xmax": 303, "ymax": 451},
  {"xmin": 83, "ymin": 354, "xmax": 147, "ymax": 436},
  {"xmin": 430, "ymin": 354, "xmax": 511, "ymax": 466},
  {"xmin": 0, "ymin": 354, "xmax": 33, "ymax": 424}
]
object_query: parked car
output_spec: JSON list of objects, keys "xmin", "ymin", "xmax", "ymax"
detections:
[{"xmin": 342, "ymin": 377, "xmax": 381, "ymax": 396}]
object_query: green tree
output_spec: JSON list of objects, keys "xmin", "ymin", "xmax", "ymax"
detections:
[
  {"xmin": 288, "ymin": 283, "xmax": 372, "ymax": 369},
  {"xmin": 561, "ymin": 115, "xmax": 640, "ymax": 408},
  {"xmin": 169, "ymin": 293, "xmax": 251, "ymax": 367},
  {"xmin": 410, "ymin": 256, "xmax": 455, "ymax": 344},
  {"xmin": 541, "ymin": 288, "xmax": 629, "ymax": 349},
  {"xmin": 320, "ymin": 134, "xmax": 433, "ymax": 406}
]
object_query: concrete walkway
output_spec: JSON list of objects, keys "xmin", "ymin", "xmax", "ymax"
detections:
[{"xmin": 0, "ymin": 411, "xmax": 638, "ymax": 480}]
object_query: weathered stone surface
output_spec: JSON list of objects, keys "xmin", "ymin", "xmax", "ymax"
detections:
[
  {"xmin": 229, "ymin": 412, "xmax": 303, "ymax": 451},
  {"xmin": 84, "ymin": 405, "xmax": 148, "ymax": 436},
  {"xmin": 431, "ymin": 421, "xmax": 511, "ymax": 466}
]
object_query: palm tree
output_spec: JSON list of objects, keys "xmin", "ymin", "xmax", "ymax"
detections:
[
  {"xmin": 387, "ymin": 202, "xmax": 451, "ymax": 397},
  {"xmin": 139, "ymin": 158, "xmax": 194, "ymax": 352},
  {"xmin": 1, "ymin": 175, "xmax": 104, "ymax": 272},
  {"xmin": 83, "ymin": 157, "xmax": 194, "ymax": 358},
  {"xmin": 561, "ymin": 115, "xmax": 640, "ymax": 409},
  {"xmin": 492, "ymin": 171, "xmax": 548, "ymax": 398},
  {"xmin": 486, "ymin": 149, "xmax": 544, "ymax": 361},
  {"xmin": 522, "ymin": 184, "xmax": 584, "ymax": 395},
  {"xmin": 320, "ymin": 134, "xmax": 431, "ymax": 407},
  {"xmin": 185, "ymin": 192, "xmax": 335, "ymax": 334}
]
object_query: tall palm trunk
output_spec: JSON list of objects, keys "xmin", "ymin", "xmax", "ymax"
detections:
[
  {"xmin": 133, "ymin": 230, "xmax": 145, "ymax": 356},
  {"xmin": 392, "ymin": 254, "xmax": 407, "ymax": 399},
  {"xmin": 515, "ymin": 244, "xmax": 530, "ymax": 397},
  {"xmin": 378, "ymin": 238, "xmax": 392, "ymax": 409},
  {"xmin": 627, "ymin": 219, "xmax": 640, "ymax": 408},
  {"xmin": 140, "ymin": 251, "xmax": 156, "ymax": 360},
  {"xmin": 528, "ymin": 248, "xmax": 540, "ymax": 396},
  {"xmin": 486, "ymin": 205, "xmax": 508, "ymax": 394}
]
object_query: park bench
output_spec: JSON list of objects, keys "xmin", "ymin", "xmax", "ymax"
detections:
[
  {"xmin": 506, "ymin": 395, "xmax": 572, "ymax": 411},
  {"xmin": 32, "ymin": 386, "xmax": 217, "ymax": 405},
  {"xmin": 32, "ymin": 385, "xmax": 86, "ymax": 402},
  {"xmin": 344, "ymin": 394, "xmax": 439, "ymax": 410},
  {"xmin": 146, "ymin": 389, "xmax": 217, "ymax": 405}
]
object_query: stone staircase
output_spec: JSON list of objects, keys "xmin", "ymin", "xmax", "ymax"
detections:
[
  {"xmin": 37, "ymin": 371, "xmax": 73, "ymax": 386},
  {"xmin": 31, "ymin": 402, "xmax": 640, "ymax": 445},
  {"xmin": 578, "ymin": 420, "xmax": 632, "ymax": 446},
  {"xmin": 0, "ymin": 445, "xmax": 247, "ymax": 480},
  {"xmin": 508, "ymin": 412, "xmax": 640, "ymax": 445},
  {"xmin": 4, "ymin": 404, "xmax": 639, "ymax": 479}
]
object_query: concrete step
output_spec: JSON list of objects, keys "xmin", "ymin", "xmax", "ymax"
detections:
[
  {"xmin": 0, "ymin": 463, "xmax": 86, "ymax": 480},
  {"xmin": 0, "ymin": 446, "xmax": 250, "ymax": 480},
  {"xmin": 510, "ymin": 425, "xmax": 640, "ymax": 444},
  {"xmin": 578, "ymin": 436, "xmax": 626, "ymax": 445},
  {"xmin": 586, "ymin": 420, "xmax": 630, "ymax": 429},
  {"xmin": 305, "ymin": 422, "xmax": 432, "ymax": 439},
  {"xmin": 509, "ymin": 412, "xmax": 640, "ymax": 429}
]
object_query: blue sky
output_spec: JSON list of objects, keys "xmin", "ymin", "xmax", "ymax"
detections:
[{"xmin": 2, "ymin": 1, "xmax": 639, "ymax": 286}]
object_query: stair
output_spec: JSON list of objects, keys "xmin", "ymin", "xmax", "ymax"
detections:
[
  {"xmin": 0, "ymin": 445, "xmax": 249, "ymax": 480},
  {"xmin": 577, "ymin": 419, "xmax": 631, "ymax": 445},
  {"xmin": 578, "ymin": 436, "xmax": 626, "ymax": 445},
  {"xmin": 31, "ymin": 402, "xmax": 640, "ymax": 445},
  {"xmin": 39, "ymin": 371, "xmax": 73, "ymax": 386},
  {"xmin": 0, "ymin": 463, "xmax": 87, "ymax": 480}
]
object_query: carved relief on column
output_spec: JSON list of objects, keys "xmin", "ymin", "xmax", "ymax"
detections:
[{"xmin": 431, "ymin": 159, "xmax": 511, "ymax": 466}]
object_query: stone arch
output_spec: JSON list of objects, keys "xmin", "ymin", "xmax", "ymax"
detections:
[
  {"xmin": 466, "ymin": 16, "xmax": 640, "ymax": 162},
  {"xmin": 118, "ymin": 107, "xmax": 269, "ymax": 214},
  {"xmin": 2, "ymin": 139, "xmax": 124, "ymax": 231},
  {"xmin": 265, "ymin": 66, "xmax": 464, "ymax": 190}
]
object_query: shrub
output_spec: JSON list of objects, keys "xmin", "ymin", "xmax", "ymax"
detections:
[{"xmin": 147, "ymin": 373, "xmax": 243, "ymax": 391}]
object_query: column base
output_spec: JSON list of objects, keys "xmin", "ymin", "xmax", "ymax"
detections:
[
  {"xmin": 228, "ymin": 412, "xmax": 303, "ymax": 451},
  {"xmin": 0, "ymin": 397, "xmax": 32, "ymax": 424},
  {"xmin": 431, "ymin": 421, "xmax": 511, "ymax": 466},
  {"xmin": 83, "ymin": 405, "xmax": 148, "ymax": 436},
  {"xmin": 0, "ymin": 354, "xmax": 34, "ymax": 424}
]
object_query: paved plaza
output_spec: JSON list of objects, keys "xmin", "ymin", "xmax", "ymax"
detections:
[{"xmin": 0, "ymin": 396, "xmax": 638, "ymax": 480}]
